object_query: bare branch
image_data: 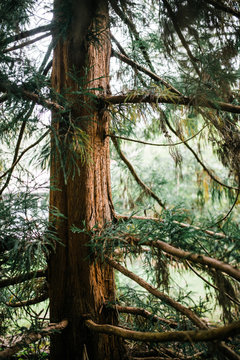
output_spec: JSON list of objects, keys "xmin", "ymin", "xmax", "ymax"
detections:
[
  {"xmin": 115, "ymin": 305, "xmax": 178, "ymax": 328},
  {"xmin": 0, "ymin": 269, "xmax": 47, "ymax": 289},
  {"xmin": 103, "ymin": 93, "xmax": 240, "ymax": 114},
  {"xmin": 112, "ymin": 49, "xmax": 182, "ymax": 96},
  {"xmin": 86, "ymin": 318, "xmax": 240, "ymax": 343},
  {"xmin": 111, "ymin": 136, "xmax": 165, "ymax": 208},
  {"xmin": 6, "ymin": 292, "xmax": 48, "ymax": 308},
  {"xmin": 3, "ymin": 24, "xmax": 53, "ymax": 46},
  {"xmin": 0, "ymin": 320, "xmax": 68, "ymax": 359},
  {"xmin": 3, "ymin": 33, "xmax": 51, "ymax": 54}
]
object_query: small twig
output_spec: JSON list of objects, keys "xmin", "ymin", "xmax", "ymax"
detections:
[
  {"xmin": 203, "ymin": 0, "xmax": 240, "ymax": 19},
  {"xmin": 108, "ymin": 124, "xmax": 206, "ymax": 147},
  {"xmin": 111, "ymin": 137, "xmax": 165, "ymax": 208},
  {"xmin": 186, "ymin": 261, "xmax": 240, "ymax": 306}
]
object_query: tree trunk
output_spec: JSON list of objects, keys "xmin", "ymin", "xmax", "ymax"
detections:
[{"xmin": 48, "ymin": 1, "xmax": 124, "ymax": 359}]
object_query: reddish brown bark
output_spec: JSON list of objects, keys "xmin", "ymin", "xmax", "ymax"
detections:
[{"xmin": 48, "ymin": 1, "xmax": 123, "ymax": 359}]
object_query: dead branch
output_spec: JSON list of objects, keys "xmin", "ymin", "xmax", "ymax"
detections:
[
  {"xmin": 0, "ymin": 320, "xmax": 68, "ymax": 359},
  {"xmin": 115, "ymin": 305, "xmax": 178, "ymax": 328},
  {"xmin": 103, "ymin": 93, "xmax": 240, "ymax": 114},
  {"xmin": 0, "ymin": 269, "xmax": 47, "ymax": 288},
  {"xmin": 111, "ymin": 137, "xmax": 165, "ymax": 208},
  {"xmin": 85, "ymin": 318, "xmax": 240, "ymax": 343}
]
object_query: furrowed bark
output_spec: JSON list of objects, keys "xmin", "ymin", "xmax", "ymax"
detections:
[{"xmin": 48, "ymin": 1, "xmax": 124, "ymax": 359}]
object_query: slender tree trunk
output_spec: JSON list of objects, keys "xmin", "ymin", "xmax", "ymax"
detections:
[{"xmin": 48, "ymin": 1, "xmax": 124, "ymax": 359}]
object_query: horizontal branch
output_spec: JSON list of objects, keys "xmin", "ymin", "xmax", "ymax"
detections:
[
  {"xmin": 115, "ymin": 305, "xmax": 178, "ymax": 328},
  {"xmin": 3, "ymin": 32, "xmax": 51, "ymax": 54},
  {"xmin": 135, "ymin": 238, "xmax": 240, "ymax": 282},
  {"xmin": 103, "ymin": 93, "xmax": 240, "ymax": 114},
  {"xmin": 0, "ymin": 269, "xmax": 47, "ymax": 288},
  {"xmin": 0, "ymin": 320, "xmax": 67, "ymax": 359},
  {"xmin": 3, "ymin": 24, "xmax": 53, "ymax": 46},
  {"xmin": 117, "ymin": 213, "xmax": 228, "ymax": 239},
  {"xmin": 6, "ymin": 292, "xmax": 48, "ymax": 307},
  {"xmin": 108, "ymin": 124, "xmax": 206, "ymax": 147},
  {"xmin": 0, "ymin": 80, "xmax": 64, "ymax": 113},
  {"xmin": 86, "ymin": 319, "xmax": 240, "ymax": 343}
]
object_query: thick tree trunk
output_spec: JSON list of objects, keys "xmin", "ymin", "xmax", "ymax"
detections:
[{"xmin": 48, "ymin": 1, "xmax": 124, "ymax": 359}]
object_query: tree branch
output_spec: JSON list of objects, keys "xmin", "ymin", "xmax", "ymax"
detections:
[
  {"xmin": 110, "ymin": 0, "xmax": 155, "ymax": 73},
  {"xmin": 0, "ymin": 80, "xmax": 64, "ymax": 112},
  {"xmin": 112, "ymin": 49, "xmax": 182, "ymax": 96},
  {"xmin": 0, "ymin": 320, "xmax": 68, "ymax": 359},
  {"xmin": 203, "ymin": 0, "xmax": 240, "ymax": 19},
  {"xmin": 85, "ymin": 318, "xmax": 240, "ymax": 343},
  {"xmin": 111, "ymin": 136, "xmax": 165, "ymax": 208},
  {"xmin": 0, "ymin": 130, "xmax": 49, "ymax": 186},
  {"xmin": 3, "ymin": 24, "xmax": 53, "ymax": 46},
  {"xmin": 121, "ymin": 236, "xmax": 240, "ymax": 282},
  {"xmin": 3, "ymin": 33, "xmax": 51, "ymax": 54},
  {"xmin": 117, "ymin": 214, "xmax": 228, "ymax": 239},
  {"xmin": 6, "ymin": 292, "xmax": 48, "ymax": 308},
  {"xmin": 185, "ymin": 261, "xmax": 240, "ymax": 306},
  {"xmin": 103, "ymin": 93, "xmax": 240, "ymax": 114},
  {"xmin": 0, "ymin": 269, "xmax": 47, "ymax": 289},
  {"xmin": 108, "ymin": 124, "xmax": 206, "ymax": 147},
  {"xmin": 162, "ymin": 0, "xmax": 201, "ymax": 78},
  {"xmin": 105, "ymin": 257, "xmax": 207, "ymax": 329},
  {"xmin": 163, "ymin": 113, "xmax": 239, "ymax": 191},
  {"xmin": 115, "ymin": 305, "xmax": 178, "ymax": 328}
]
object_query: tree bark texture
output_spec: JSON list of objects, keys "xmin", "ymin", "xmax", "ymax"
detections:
[{"xmin": 48, "ymin": 1, "xmax": 123, "ymax": 359}]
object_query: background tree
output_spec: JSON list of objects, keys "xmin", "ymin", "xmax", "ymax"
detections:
[{"xmin": 0, "ymin": 0, "xmax": 240, "ymax": 359}]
